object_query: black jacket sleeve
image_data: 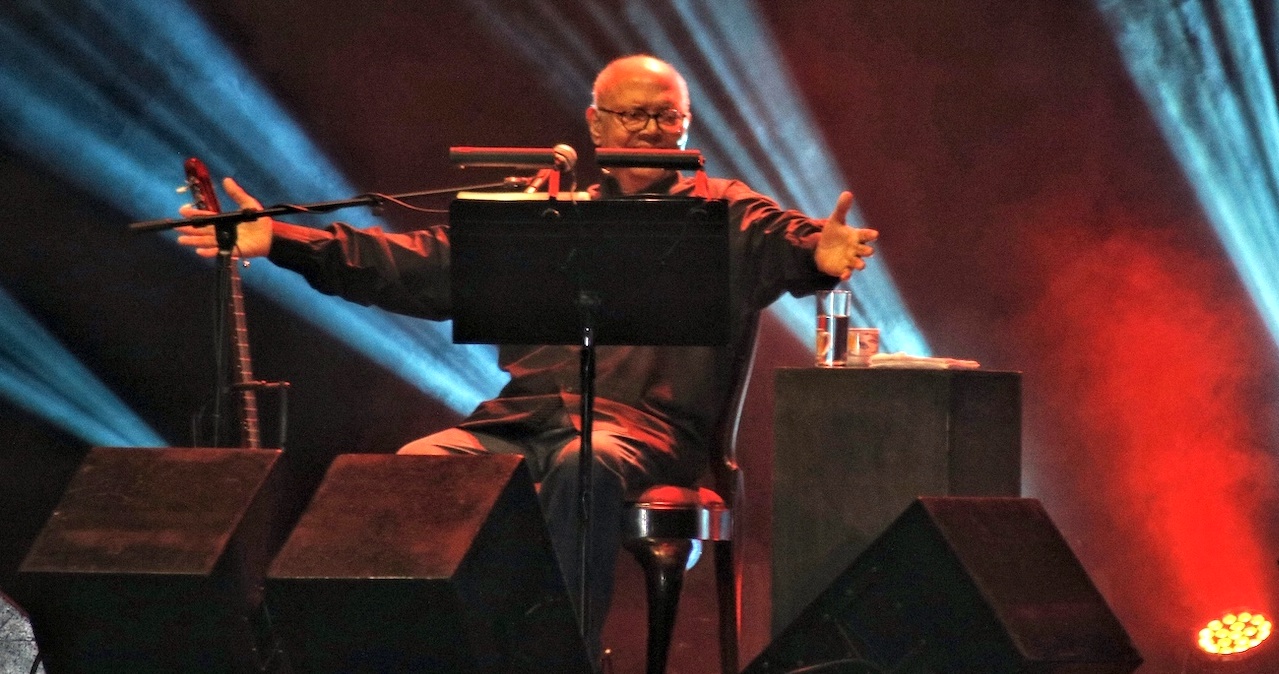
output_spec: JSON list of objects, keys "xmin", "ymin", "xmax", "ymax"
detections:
[{"xmin": 266, "ymin": 221, "xmax": 453, "ymax": 320}]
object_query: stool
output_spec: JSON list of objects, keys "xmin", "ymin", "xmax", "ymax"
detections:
[{"xmin": 623, "ymin": 485, "xmax": 732, "ymax": 674}]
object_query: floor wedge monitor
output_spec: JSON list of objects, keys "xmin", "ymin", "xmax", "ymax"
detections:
[
  {"xmin": 746, "ymin": 497, "xmax": 1142, "ymax": 674},
  {"xmin": 17, "ymin": 447, "xmax": 288, "ymax": 673},
  {"xmin": 264, "ymin": 453, "xmax": 591, "ymax": 674}
]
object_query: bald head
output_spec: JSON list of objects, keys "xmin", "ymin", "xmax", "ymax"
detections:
[
  {"xmin": 586, "ymin": 55, "xmax": 692, "ymax": 193},
  {"xmin": 592, "ymin": 55, "xmax": 689, "ymax": 113}
]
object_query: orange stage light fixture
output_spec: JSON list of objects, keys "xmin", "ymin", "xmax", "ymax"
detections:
[{"xmin": 1198, "ymin": 610, "xmax": 1272, "ymax": 656}]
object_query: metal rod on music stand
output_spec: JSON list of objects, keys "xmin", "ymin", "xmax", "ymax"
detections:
[{"xmin": 577, "ymin": 290, "xmax": 599, "ymax": 639}]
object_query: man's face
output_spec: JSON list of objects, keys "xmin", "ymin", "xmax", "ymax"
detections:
[{"xmin": 587, "ymin": 70, "xmax": 690, "ymax": 151}]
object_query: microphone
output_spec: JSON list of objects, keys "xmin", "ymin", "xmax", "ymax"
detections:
[
  {"xmin": 553, "ymin": 143, "xmax": 578, "ymax": 171},
  {"xmin": 525, "ymin": 144, "xmax": 578, "ymax": 193},
  {"xmin": 450, "ymin": 144, "xmax": 579, "ymax": 169}
]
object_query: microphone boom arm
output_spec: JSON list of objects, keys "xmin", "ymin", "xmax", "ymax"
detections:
[{"xmin": 129, "ymin": 180, "xmax": 512, "ymax": 233}]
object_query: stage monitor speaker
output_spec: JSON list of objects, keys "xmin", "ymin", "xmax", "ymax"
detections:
[
  {"xmin": 745, "ymin": 497, "xmax": 1142, "ymax": 674},
  {"xmin": 16, "ymin": 447, "xmax": 288, "ymax": 673},
  {"xmin": 264, "ymin": 454, "xmax": 591, "ymax": 674}
]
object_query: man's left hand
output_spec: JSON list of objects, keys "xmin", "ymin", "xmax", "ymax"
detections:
[{"xmin": 814, "ymin": 191, "xmax": 878, "ymax": 281}]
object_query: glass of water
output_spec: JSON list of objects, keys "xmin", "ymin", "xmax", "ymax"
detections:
[{"xmin": 815, "ymin": 290, "xmax": 851, "ymax": 367}]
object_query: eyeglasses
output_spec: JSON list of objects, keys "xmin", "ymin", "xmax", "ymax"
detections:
[{"xmin": 596, "ymin": 106, "xmax": 687, "ymax": 132}]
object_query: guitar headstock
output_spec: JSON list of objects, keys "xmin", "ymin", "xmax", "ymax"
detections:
[{"xmin": 183, "ymin": 157, "xmax": 221, "ymax": 214}]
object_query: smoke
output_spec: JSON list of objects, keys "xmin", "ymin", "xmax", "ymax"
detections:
[{"xmin": 1020, "ymin": 219, "xmax": 1279, "ymax": 664}]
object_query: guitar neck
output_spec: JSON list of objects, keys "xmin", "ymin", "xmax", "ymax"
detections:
[{"xmin": 228, "ymin": 259, "xmax": 261, "ymax": 449}]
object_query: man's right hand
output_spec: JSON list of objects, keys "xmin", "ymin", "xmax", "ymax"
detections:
[{"xmin": 175, "ymin": 177, "xmax": 274, "ymax": 258}]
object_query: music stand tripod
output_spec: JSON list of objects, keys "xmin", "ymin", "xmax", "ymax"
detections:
[{"xmin": 448, "ymin": 193, "xmax": 731, "ymax": 649}]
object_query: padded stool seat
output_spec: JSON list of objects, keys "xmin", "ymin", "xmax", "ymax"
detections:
[{"xmin": 623, "ymin": 486, "xmax": 731, "ymax": 542}]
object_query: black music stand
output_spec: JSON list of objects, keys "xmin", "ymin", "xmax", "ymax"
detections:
[{"xmin": 448, "ymin": 194, "xmax": 731, "ymax": 645}]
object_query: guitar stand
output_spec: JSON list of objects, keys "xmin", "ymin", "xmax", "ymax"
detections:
[{"xmin": 232, "ymin": 380, "xmax": 292, "ymax": 452}]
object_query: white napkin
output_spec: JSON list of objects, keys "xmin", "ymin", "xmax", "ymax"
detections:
[{"xmin": 868, "ymin": 352, "xmax": 981, "ymax": 370}]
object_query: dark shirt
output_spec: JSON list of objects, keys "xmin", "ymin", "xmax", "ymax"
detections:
[{"xmin": 267, "ymin": 172, "xmax": 837, "ymax": 473}]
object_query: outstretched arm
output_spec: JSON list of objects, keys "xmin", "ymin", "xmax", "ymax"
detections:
[{"xmin": 813, "ymin": 191, "xmax": 878, "ymax": 281}]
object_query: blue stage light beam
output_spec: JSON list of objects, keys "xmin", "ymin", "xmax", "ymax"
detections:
[
  {"xmin": 0, "ymin": 0, "xmax": 505, "ymax": 422},
  {"xmin": 463, "ymin": 0, "xmax": 930, "ymax": 356},
  {"xmin": 1097, "ymin": 0, "xmax": 1279, "ymax": 347},
  {"xmin": 0, "ymin": 289, "xmax": 165, "ymax": 447}
]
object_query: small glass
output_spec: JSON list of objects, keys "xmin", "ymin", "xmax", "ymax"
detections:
[
  {"xmin": 846, "ymin": 328, "xmax": 880, "ymax": 367},
  {"xmin": 815, "ymin": 290, "xmax": 851, "ymax": 367}
]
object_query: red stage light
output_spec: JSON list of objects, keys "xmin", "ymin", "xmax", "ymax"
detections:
[{"xmin": 1198, "ymin": 611, "xmax": 1272, "ymax": 656}]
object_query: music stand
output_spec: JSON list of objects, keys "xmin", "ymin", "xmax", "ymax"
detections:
[{"xmin": 448, "ymin": 194, "xmax": 731, "ymax": 644}]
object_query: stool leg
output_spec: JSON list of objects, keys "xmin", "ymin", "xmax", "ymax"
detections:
[
  {"xmin": 626, "ymin": 538, "xmax": 693, "ymax": 674},
  {"xmin": 713, "ymin": 539, "xmax": 739, "ymax": 674}
]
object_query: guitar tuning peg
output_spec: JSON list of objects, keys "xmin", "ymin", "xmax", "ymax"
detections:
[{"xmin": 176, "ymin": 185, "xmax": 190, "ymax": 194}]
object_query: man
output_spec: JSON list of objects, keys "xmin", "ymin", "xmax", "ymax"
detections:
[{"xmin": 176, "ymin": 54, "xmax": 876, "ymax": 658}]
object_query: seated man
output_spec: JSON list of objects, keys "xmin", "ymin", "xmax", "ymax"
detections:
[{"xmin": 176, "ymin": 54, "xmax": 877, "ymax": 658}]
